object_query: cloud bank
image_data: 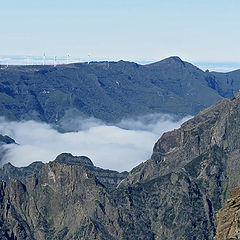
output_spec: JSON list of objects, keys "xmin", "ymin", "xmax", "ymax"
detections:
[{"xmin": 0, "ymin": 114, "xmax": 191, "ymax": 172}]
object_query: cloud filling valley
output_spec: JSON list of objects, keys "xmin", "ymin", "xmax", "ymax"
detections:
[{"xmin": 0, "ymin": 114, "xmax": 191, "ymax": 172}]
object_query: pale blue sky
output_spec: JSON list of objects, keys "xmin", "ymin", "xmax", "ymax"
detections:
[{"xmin": 1, "ymin": 0, "xmax": 240, "ymax": 62}]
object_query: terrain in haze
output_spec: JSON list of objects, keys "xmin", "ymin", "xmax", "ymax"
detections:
[{"xmin": 1, "ymin": 56, "xmax": 240, "ymax": 125}]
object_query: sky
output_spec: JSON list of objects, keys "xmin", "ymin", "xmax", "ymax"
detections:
[{"xmin": 1, "ymin": 0, "xmax": 240, "ymax": 64}]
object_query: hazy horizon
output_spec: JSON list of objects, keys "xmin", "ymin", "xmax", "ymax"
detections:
[{"xmin": 1, "ymin": 54, "xmax": 240, "ymax": 73}]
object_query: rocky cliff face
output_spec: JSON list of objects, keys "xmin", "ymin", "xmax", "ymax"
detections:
[
  {"xmin": 0, "ymin": 160, "xmax": 211, "ymax": 239},
  {"xmin": 215, "ymin": 189, "xmax": 240, "ymax": 240},
  {"xmin": 2, "ymin": 92, "xmax": 240, "ymax": 239},
  {"xmin": 0, "ymin": 161, "xmax": 44, "ymax": 183},
  {"xmin": 0, "ymin": 162, "xmax": 111, "ymax": 240},
  {"xmin": 0, "ymin": 153, "xmax": 127, "ymax": 188},
  {"xmin": 119, "ymin": 91, "xmax": 240, "ymax": 238},
  {"xmin": 55, "ymin": 153, "xmax": 128, "ymax": 188}
]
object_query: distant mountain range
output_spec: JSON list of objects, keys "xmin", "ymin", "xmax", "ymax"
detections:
[{"xmin": 1, "ymin": 56, "xmax": 240, "ymax": 124}]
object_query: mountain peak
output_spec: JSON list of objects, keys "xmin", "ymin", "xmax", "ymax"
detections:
[
  {"xmin": 54, "ymin": 153, "xmax": 94, "ymax": 167},
  {"xmin": 167, "ymin": 56, "xmax": 183, "ymax": 61},
  {"xmin": 161, "ymin": 56, "xmax": 185, "ymax": 65},
  {"xmin": 146, "ymin": 56, "xmax": 186, "ymax": 67}
]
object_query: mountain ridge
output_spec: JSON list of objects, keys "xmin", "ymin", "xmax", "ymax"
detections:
[{"xmin": 1, "ymin": 56, "xmax": 240, "ymax": 125}]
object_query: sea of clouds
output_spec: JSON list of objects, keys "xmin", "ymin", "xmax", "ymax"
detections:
[{"xmin": 0, "ymin": 114, "xmax": 191, "ymax": 172}]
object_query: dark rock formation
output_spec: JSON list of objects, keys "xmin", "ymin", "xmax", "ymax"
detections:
[
  {"xmin": 0, "ymin": 161, "xmax": 44, "ymax": 183},
  {"xmin": 55, "ymin": 153, "xmax": 128, "ymax": 188},
  {"xmin": 0, "ymin": 134, "xmax": 15, "ymax": 145},
  {"xmin": 0, "ymin": 134, "xmax": 16, "ymax": 165},
  {"xmin": 0, "ymin": 153, "xmax": 127, "ymax": 188}
]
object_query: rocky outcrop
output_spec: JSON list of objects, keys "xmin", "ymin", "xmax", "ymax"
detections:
[
  {"xmin": 0, "ymin": 153, "xmax": 127, "ymax": 188},
  {"xmin": 0, "ymin": 134, "xmax": 15, "ymax": 145},
  {"xmin": 0, "ymin": 161, "xmax": 44, "ymax": 183},
  {"xmin": 120, "ymin": 97, "xmax": 233, "ymax": 186},
  {"xmin": 55, "ymin": 153, "xmax": 128, "ymax": 188},
  {"xmin": 215, "ymin": 189, "xmax": 240, "ymax": 240},
  {"xmin": 0, "ymin": 134, "xmax": 16, "ymax": 165}
]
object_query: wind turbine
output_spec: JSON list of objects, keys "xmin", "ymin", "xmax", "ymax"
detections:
[
  {"xmin": 43, "ymin": 53, "xmax": 46, "ymax": 66},
  {"xmin": 67, "ymin": 54, "xmax": 70, "ymax": 64},
  {"xmin": 88, "ymin": 53, "xmax": 91, "ymax": 64},
  {"xmin": 54, "ymin": 56, "xmax": 57, "ymax": 67}
]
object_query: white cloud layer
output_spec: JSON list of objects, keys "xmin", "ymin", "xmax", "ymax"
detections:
[{"xmin": 0, "ymin": 114, "xmax": 191, "ymax": 172}]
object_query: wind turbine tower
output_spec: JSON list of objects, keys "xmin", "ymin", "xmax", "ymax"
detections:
[
  {"xmin": 88, "ymin": 54, "xmax": 91, "ymax": 64},
  {"xmin": 43, "ymin": 53, "xmax": 46, "ymax": 66},
  {"xmin": 67, "ymin": 54, "xmax": 70, "ymax": 64},
  {"xmin": 54, "ymin": 56, "xmax": 57, "ymax": 67}
]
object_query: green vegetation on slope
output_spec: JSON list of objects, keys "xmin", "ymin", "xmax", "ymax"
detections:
[{"xmin": 1, "ymin": 57, "xmax": 240, "ymax": 123}]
